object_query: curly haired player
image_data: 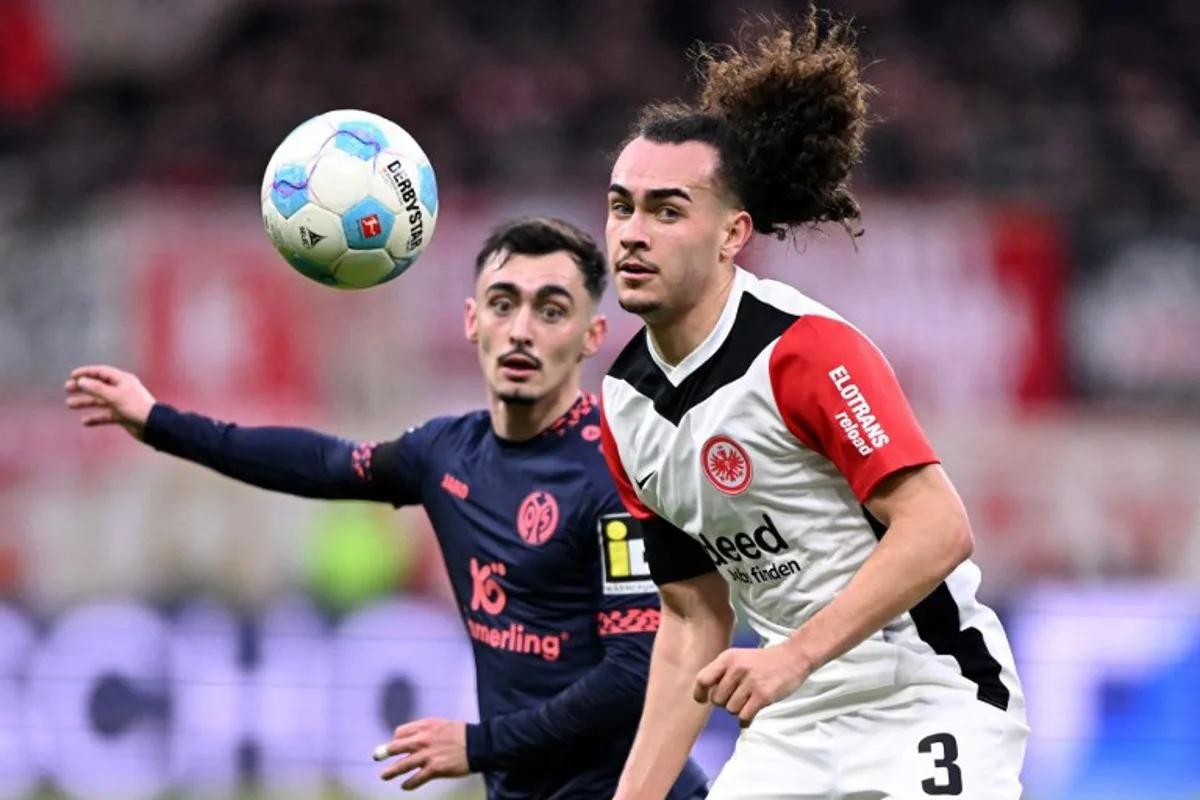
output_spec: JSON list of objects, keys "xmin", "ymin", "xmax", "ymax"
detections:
[{"xmin": 599, "ymin": 9, "xmax": 1027, "ymax": 799}]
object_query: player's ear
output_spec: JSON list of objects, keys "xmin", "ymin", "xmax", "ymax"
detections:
[
  {"xmin": 581, "ymin": 314, "xmax": 607, "ymax": 360},
  {"xmin": 464, "ymin": 298, "xmax": 479, "ymax": 343},
  {"xmin": 720, "ymin": 209, "xmax": 753, "ymax": 263}
]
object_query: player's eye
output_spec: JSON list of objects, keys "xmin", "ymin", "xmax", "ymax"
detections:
[
  {"xmin": 656, "ymin": 206, "xmax": 681, "ymax": 221},
  {"xmin": 488, "ymin": 297, "xmax": 514, "ymax": 314},
  {"xmin": 609, "ymin": 199, "xmax": 632, "ymax": 217},
  {"xmin": 540, "ymin": 305, "xmax": 566, "ymax": 323}
]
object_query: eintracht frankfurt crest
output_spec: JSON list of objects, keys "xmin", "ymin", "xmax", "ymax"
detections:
[{"xmin": 701, "ymin": 435, "xmax": 752, "ymax": 495}]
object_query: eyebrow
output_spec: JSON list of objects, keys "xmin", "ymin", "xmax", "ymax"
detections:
[
  {"xmin": 608, "ymin": 183, "xmax": 693, "ymax": 203},
  {"xmin": 485, "ymin": 281, "xmax": 576, "ymax": 304}
]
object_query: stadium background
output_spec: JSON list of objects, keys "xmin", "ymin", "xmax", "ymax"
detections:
[{"xmin": 2, "ymin": 0, "xmax": 1199, "ymax": 797}]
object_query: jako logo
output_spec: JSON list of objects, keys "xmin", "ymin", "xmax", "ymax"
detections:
[
  {"xmin": 469, "ymin": 558, "xmax": 506, "ymax": 615},
  {"xmin": 699, "ymin": 514, "xmax": 789, "ymax": 565}
]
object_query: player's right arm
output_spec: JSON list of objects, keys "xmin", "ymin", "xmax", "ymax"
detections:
[
  {"xmin": 616, "ymin": 567, "xmax": 732, "ymax": 800},
  {"xmin": 599, "ymin": 404, "xmax": 731, "ymax": 800},
  {"xmin": 63, "ymin": 365, "xmax": 428, "ymax": 505}
]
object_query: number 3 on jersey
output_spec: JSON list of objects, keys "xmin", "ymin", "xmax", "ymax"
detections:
[{"xmin": 918, "ymin": 732, "xmax": 963, "ymax": 796}]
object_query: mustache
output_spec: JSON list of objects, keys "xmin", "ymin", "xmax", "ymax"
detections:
[
  {"xmin": 615, "ymin": 254, "xmax": 657, "ymax": 271},
  {"xmin": 497, "ymin": 349, "xmax": 542, "ymax": 369}
]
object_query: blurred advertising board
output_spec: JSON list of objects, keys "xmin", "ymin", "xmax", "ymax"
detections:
[
  {"xmin": 1071, "ymin": 225, "xmax": 1200, "ymax": 407},
  {"xmin": 0, "ymin": 594, "xmax": 744, "ymax": 800},
  {"xmin": 1009, "ymin": 583, "xmax": 1200, "ymax": 800},
  {"xmin": 2, "ymin": 585, "xmax": 1198, "ymax": 800}
]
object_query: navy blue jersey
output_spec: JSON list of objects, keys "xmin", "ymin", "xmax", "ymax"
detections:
[{"xmin": 142, "ymin": 394, "xmax": 709, "ymax": 800}]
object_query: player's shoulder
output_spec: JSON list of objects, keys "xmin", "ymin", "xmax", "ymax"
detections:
[
  {"xmin": 742, "ymin": 269, "xmax": 846, "ymax": 324},
  {"xmin": 549, "ymin": 396, "xmax": 610, "ymax": 468},
  {"xmin": 532, "ymin": 396, "xmax": 626, "ymax": 531},
  {"xmin": 742, "ymin": 272, "xmax": 880, "ymax": 354},
  {"xmin": 601, "ymin": 273, "xmax": 827, "ymax": 385},
  {"xmin": 396, "ymin": 409, "xmax": 489, "ymax": 449}
]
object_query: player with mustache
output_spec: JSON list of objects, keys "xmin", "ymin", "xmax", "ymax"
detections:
[{"xmin": 65, "ymin": 217, "xmax": 709, "ymax": 800}]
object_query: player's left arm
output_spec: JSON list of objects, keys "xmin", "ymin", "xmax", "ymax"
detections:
[
  {"xmin": 774, "ymin": 315, "xmax": 972, "ymax": 681},
  {"xmin": 784, "ymin": 463, "xmax": 971, "ymax": 673},
  {"xmin": 462, "ymin": 498, "xmax": 661, "ymax": 772},
  {"xmin": 696, "ymin": 316, "xmax": 974, "ymax": 721}
]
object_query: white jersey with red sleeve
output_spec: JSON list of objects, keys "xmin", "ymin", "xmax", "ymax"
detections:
[{"xmin": 599, "ymin": 266, "xmax": 1024, "ymax": 722}]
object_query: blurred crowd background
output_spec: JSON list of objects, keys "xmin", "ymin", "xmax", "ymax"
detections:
[{"xmin": 1, "ymin": 0, "xmax": 1199, "ymax": 798}]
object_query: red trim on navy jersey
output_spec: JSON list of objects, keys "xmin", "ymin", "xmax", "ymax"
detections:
[
  {"xmin": 598, "ymin": 398, "xmax": 655, "ymax": 520},
  {"xmin": 768, "ymin": 316, "xmax": 940, "ymax": 502},
  {"xmin": 597, "ymin": 608, "xmax": 661, "ymax": 636}
]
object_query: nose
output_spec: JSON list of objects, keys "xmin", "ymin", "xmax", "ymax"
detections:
[
  {"xmin": 508, "ymin": 305, "xmax": 535, "ymax": 347},
  {"xmin": 619, "ymin": 212, "xmax": 649, "ymax": 255}
]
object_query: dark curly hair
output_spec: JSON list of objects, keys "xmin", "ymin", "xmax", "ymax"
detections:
[{"xmin": 627, "ymin": 6, "xmax": 871, "ymax": 239}]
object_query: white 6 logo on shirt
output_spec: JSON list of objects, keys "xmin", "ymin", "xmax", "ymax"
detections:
[{"xmin": 701, "ymin": 435, "xmax": 753, "ymax": 495}]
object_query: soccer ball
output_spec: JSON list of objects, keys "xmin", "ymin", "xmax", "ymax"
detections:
[{"xmin": 260, "ymin": 109, "xmax": 439, "ymax": 289}]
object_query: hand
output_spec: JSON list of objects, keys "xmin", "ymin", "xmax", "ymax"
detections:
[
  {"xmin": 373, "ymin": 718, "xmax": 469, "ymax": 790},
  {"xmin": 694, "ymin": 642, "xmax": 813, "ymax": 723},
  {"xmin": 63, "ymin": 365, "xmax": 156, "ymax": 441}
]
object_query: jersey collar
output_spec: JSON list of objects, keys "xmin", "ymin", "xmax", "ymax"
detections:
[
  {"xmin": 645, "ymin": 266, "xmax": 751, "ymax": 386},
  {"xmin": 491, "ymin": 392, "xmax": 596, "ymax": 450}
]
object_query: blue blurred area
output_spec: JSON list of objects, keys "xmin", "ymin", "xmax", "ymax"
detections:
[
  {"xmin": 1011, "ymin": 585, "xmax": 1200, "ymax": 800},
  {"xmin": 1073, "ymin": 634, "xmax": 1200, "ymax": 799}
]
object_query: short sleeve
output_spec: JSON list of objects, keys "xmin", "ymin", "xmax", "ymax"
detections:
[
  {"xmin": 768, "ymin": 316, "xmax": 940, "ymax": 503},
  {"xmin": 597, "ymin": 398, "xmax": 656, "ymax": 520},
  {"xmin": 599, "ymin": 398, "xmax": 716, "ymax": 586},
  {"xmin": 642, "ymin": 517, "xmax": 717, "ymax": 586}
]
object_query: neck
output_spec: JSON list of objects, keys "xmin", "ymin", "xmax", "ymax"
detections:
[
  {"xmin": 648, "ymin": 265, "xmax": 737, "ymax": 366},
  {"xmin": 489, "ymin": 380, "xmax": 582, "ymax": 441}
]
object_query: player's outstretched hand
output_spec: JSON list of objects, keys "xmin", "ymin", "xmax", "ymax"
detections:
[
  {"xmin": 63, "ymin": 365, "xmax": 157, "ymax": 441},
  {"xmin": 694, "ymin": 644, "xmax": 813, "ymax": 724},
  {"xmin": 373, "ymin": 717, "xmax": 469, "ymax": 790}
]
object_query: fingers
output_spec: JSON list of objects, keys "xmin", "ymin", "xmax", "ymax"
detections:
[
  {"xmin": 693, "ymin": 657, "xmax": 727, "ymax": 703},
  {"xmin": 705, "ymin": 669, "xmax": 767, "ymax": 723},
  {"xmin": 402, "ymin": 767, "xmax": 436, "ymax": 791},
  {"xmin": 65, "ymin": 394, "xmax": 107, "ymax": 410},
  {"xmin": 65, "ymin": 366, "xmax": 127, "ymax": 404},
  {"xmin": 724, "ymin": 681, "xmax": 754, "ymax": 717},
  {"xmin": 737, "ymin": 694, "xmax": 769, "ymax": 724},
  {"xmin": 82, "ymin": 410, "xmax": 119, "ymax": 427},
  {"xmin": 393, "ymin": 720, "xmax": 425, "ymax": 739},
  {"xmin": 69, "ymin": 365, "xmax": 125, "ymax": 386},
  {"xmin": 64, "ymin": 390, "xmax": 117, "ymax": 425},
  {"xmin": 72, "ymin": 377, "xmax": 118, "ymax": 402},
  {"xmin": 380, "ymin": 753, "xmax": 425, "ymax": 782},
  {"xmin": 374, "ymin": 726, "xmax": 424, "ymax": 781},
  {"xmin": 378, "ymin": 735, "xmax": 420, "ymax": 760},
  {"xmin": 707, "ymin": 668, "xmax": 742, "ymax": 708}
]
